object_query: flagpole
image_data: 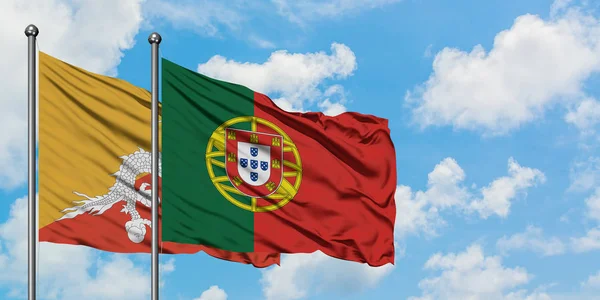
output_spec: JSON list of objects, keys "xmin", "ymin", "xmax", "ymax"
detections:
[
  {"xmin": 149, "ymin": 32, "xmax": 161, "ymax": 300},
  {"xmin": 25, "ymin": 24, "xmax": 39, "ymax": 300}
]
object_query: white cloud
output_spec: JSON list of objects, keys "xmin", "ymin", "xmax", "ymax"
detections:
[
  {"xmin": 160, "ymin": 257, "xmax": 176, "ymax": 273},
  {"xmin": 197, "ymin": 43, "xmax": 356, "ymax": 113},
  {"xmin": 569, "ymin": 186, "xmax": 600, "ymax": 254},
  {"xmin": 504, "ymin": 289, "xmax": 553, "ymax": 300},
  {"xmin": 159, "ymin": 257, "xmax": 176, "ymax": 288},
  {"xmin": 0, "ymin": 196, "xmax": 174, "ymax": 299},
  {"xmin": 569, "ymin": 157, "xmax": 600, "ymax": 193},
  {"xmin": 565, "ymin": 98, "xmax": 600, "ymax": 136},
  {"xmin": 551, "ymin": 0, "xmax": 575, "ymax": 17},
  {"xmin": 571, "ymin": 228, "xmax": 600, "ymax": 253},
  {"xmin": 409, "ymin": 244, "xmax": 543, "ymax": 300},
  {"xmin": 424, "ymin": 44, "xmax": 434, "ymax": 58},
  {"xmin": 143, "ymin": 0, "xmax": 243, "ymax": 37},
  {"xmin": 272, "ymin": 98, "xmax": 306, "ymax": 114},
  {"xmin": 496, "ymin": 226, "xmax": 566, "ymax": 256},
  {"xmin": 317, "ymin": 85, "xmax": 348, "ymax": 116},
  {"xmin": 581, "ymin": 270, "xmax": 600, "ymax": 289},
  {"xmin": 143, "ymin": 0, "xmax": 395, "ymax": 46},
  {"xmin": 260, "ymin": 251, "xmax": 394, "ymax": 300},
  {"xmin": 396, "ymin": 157, "xmax": 545, "ymax": 238},
  {"xmin": 406, "ymin": 3, "xmax": 600, "ymax": 136},
  {"xmin": 585, "ymin": 188, "xmax": 600, "ymax": 222},
  {"xmin": 394, "ymin": 158, "xmax": 468, "ymax": 238},
  {"xmin": 272, "ymin": 0, "xmax": 402, "ymax": 25},
  {"xmin": 394, "ymin": 185, "xmax": 446, "ymax": 239},
  {"xmin": 317, "ymin": 99, "xmax": 347, "ymax": 116},
  {"xmin": 419, "ymin": 157, "xmax": 470, "ymax": 209},
  {"xmin": 468, "ymin": 158, "xmax": 546, "ymax": 219},
  {"xmin": 194, "ymin": 285, "xmax": 228, "ymax": 300},
  {"xmin": 0, "ymin": 0, "xmax": 145, "ymax": 189},
  {"xmin": 248, "ymin": 35, "xmax": 277, "ymax": 49},
  {"xmin": 60, "ymin": 254, "xmax": 150, "ymax": 299}
]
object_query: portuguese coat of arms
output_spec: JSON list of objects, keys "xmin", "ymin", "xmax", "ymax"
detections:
[{"xmin": 225, "ymin": 128, "xmax": 283, "ymax": 197}]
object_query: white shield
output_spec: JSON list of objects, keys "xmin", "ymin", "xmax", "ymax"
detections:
[{"xmin": 238, "ymin": 142, "xmax": 271, "ymax": 186}]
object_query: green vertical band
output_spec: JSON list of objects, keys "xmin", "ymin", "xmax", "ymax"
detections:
[{"xmin": 161, "ymin": 58, "xmax": 255, "ymax": 252}]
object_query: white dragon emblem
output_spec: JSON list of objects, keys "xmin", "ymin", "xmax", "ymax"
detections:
[{"xmin": 58, "ymin": 147, "xmax": 161, "ymax": 244}]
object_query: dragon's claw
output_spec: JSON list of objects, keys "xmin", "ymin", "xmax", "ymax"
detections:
[{"xmin": 125, "ymin": 218, "xmax": 151, "ymax": 243}]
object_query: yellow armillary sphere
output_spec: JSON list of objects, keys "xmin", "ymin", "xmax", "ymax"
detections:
[{"xmin": 205, "ymin": 116, "xmax": 302, "ymax": 212}]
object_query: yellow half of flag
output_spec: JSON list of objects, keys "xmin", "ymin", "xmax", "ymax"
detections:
[{"xmin": 38, "ymin": 51, "xmax": 161, "ymax": 249}]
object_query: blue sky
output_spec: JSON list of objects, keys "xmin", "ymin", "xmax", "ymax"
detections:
[{"xmin": 2, "ymin": 0, "xmax": 600, "ymax": 299}]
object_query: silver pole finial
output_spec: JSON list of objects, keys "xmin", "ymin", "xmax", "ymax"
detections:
[
  {"xmin": 24, "ymin": 24, "xmax": 39, "ymax": 37},
  {"xmin": 148, "ymin": 32, "xmax": 162, "ymax": 45}
]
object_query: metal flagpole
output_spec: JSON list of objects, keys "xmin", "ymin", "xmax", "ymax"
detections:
[
  {"xmin": 148, "ymin": 32, "xmax": 162, "ymax": 300},
  {"xmin": 25, "ymin": 24, "xmax": 39, "ymax": 300}
]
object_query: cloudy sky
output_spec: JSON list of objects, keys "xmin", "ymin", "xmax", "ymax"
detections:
[{"xmin": 2, "ymin": 0, "xmax": 600, "ymax": 299}]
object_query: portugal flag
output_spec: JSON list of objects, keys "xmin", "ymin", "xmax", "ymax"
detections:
[
  {"xmin": 37, "ymin": 52, "xmax": 279, "ymax": 268},
  {"xmin": 161, "ymin": 59, "xmax": 397, "ymax": 266}
]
